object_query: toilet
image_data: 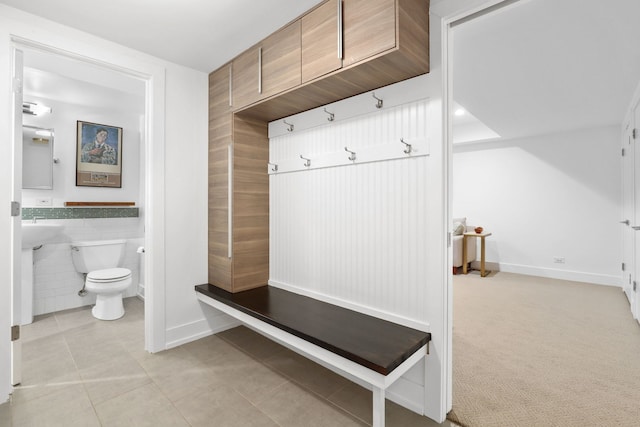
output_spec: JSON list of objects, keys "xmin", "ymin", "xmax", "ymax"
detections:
[{"xmin": 70, "ymin": 239, "xmax": 132, "ymax": 320}]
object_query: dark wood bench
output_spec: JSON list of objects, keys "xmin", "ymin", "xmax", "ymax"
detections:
[{"xmin": 195, "ymin": 284, "xmax": 431, "ymax": 427}]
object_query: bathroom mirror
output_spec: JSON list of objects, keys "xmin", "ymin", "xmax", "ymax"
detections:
[{"xmin": 22, "ymin": 125, "xmax": 54, "ymax": 190}]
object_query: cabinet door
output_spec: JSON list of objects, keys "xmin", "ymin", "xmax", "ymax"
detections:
[
  {"xmin": 261, "ymin": 21, "xmax": 301, "ymax": 99},
  {"xmin": 233, "ymin": 47, "xmax": 261, "ymax": 109},
  {"xmin": 208, "ymin": 66, "xmax": 233, "ymax": 290},
  {"xmin": 209, "ymin": 63, "xmax": 233, "ymax": 116},
  {"xmin": 343, "ymin": 0, "xmax": 396, "ymax": 67},
  {"xmin": 302, "ymin": 0, "xmax": 342, "ymax": 83}
]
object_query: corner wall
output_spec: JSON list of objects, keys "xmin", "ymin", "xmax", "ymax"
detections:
[{"xmin": 453, "ymin": 126, "xmax": 622, "ymax": 285}]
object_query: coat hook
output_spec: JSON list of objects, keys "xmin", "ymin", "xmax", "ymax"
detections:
[
  {"xmin": 300, "ymin": 155, "xmax": 311, "ymax": 167},
  {"xmin": 344, "ymin": 147, "xmax": 356, "ymax": 161},
  {"xmin": 268, "ymin": 162, "xmax": 278, "ymax": 172},
  {"xmin": 283, "ymin": 120, "xmax": 294, "ymax": 132},
  {"xmin": 324, "ymin": 108, "xmax": 335, "ymax": 122},
  {"xmin": 372, "ymin": 92, "xmax": 383, "ymax": 109},
  {"xmin": 400, "ymin": 138, "xmax": 412, "ymax": 154}
]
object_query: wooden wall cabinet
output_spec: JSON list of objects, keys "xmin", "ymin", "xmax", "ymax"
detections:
[
  {"xmin": 209, "ymin": 65, "xmax": 270, "ymax": 293},
  {"xmin": 208, "ymin": 65, "xmax": 233, "ymax": 290},
  {"xmin": 209, "ymin": 0, "xmax": 429, "ymax": 292},
  {"xmin": 343, "ymin": 0, "xmax": 397, "ymax": 67},
  {"xmin": 301, "ymin": 0, "xmax": 342, "ymax": 83},
  {"xmin": 233, "ymin": 22, "xmax": 301, "ymax": 110},
  {"xmin": 232, "ymin": 47, "xmax": 260, "ymax": 111},
  {"xmin": 260, "ymin": 21, "xmax": 301, "ymax": 99}
]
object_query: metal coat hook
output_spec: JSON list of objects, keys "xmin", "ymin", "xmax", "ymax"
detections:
[
  {"xmin": 283, "ymin": 120, "xmax": 294, "ymax": 132},
  {"xmin": 344, "ymin": 147, "xmax": 356, "ymax": 161},
  {"xmin": 300, "ymin": 155, "xmax": 311, "ymax": 167},
  {"xmin": 324, "ymin": 108, "xmax": 335, "ymax": 122},
  {"xmin": 372, "ymin": 92, "xmax": 383, "ymax": 109},
  {"xmin": 400, "ymin": 138, "xmax": 412, "ymax": 154},
  {"xmin": 268, "ymin": 162, "xmax": 278, "ymax": 172}
]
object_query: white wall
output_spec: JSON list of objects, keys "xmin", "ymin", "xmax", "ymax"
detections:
[
  {"xmin": 22, "ymin": 74, "xmax": 144, "ymax": 207},
  {"xmin": 0, "ymin": 4, "xmax": 215, "ymax": 403},
  {"xmin": 267, "ymin": 15, "xmax": 448, "ymax": 418},
  {"xmin": 453, "ymin": 126, "xmax": 622, "ymax": 285}
]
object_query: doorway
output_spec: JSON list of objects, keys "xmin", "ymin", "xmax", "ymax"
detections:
[{"xmin": 10, "ymin": 38, "xmax": 166, "ymax": 387}]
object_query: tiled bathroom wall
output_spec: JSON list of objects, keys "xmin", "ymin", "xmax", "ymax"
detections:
[{"xmin": 27, "ymin": 216, "xmax": 144, "ymax": 316}]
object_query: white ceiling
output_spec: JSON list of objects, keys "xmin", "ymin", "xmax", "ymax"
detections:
[
  {"xmin": 0, "ymin": 0, "xmax": 322, "ymax": 72},
  {"xmin": 453, "ymin": 0, "xmax": 640, "ymax": 140},
  {"xmin": 5, "ymin": 0, "xmax": 640, "ymax": 143}
]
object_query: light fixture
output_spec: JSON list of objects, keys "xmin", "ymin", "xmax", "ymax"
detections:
[
  {"xmin": 454, "ymin": 108, "xmax": 466, "ymax": 116},
  {"xmin": 35, "ymin": 130, "xmax": 53, "ymax": 137},
  {"xmin": 22, "ymin": 102, "xmax": 52, "ymax": 116}
]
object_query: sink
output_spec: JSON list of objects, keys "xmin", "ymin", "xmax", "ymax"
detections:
[{"xmin": 22, "ymin": 223, "xmax": 64, "ymax": 249}]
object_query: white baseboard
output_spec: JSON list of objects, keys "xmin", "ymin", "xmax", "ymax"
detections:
[
  {"xmin": 487, "ymin": 262, "xmax": 621, "ymax": 287},
  {"xmin": 268, "ymin": 280, "xmax": 430, "ymax": 332},
  {"xmin": 165, "ymin": 311, "xmax": 240, "ymax": 349}
]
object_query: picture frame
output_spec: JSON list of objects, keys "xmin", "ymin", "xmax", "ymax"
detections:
[{"xmin": 76, "ymin": 121, "xmax": 123, "ymax": 188}]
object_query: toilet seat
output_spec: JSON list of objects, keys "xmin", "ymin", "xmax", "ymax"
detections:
[{"xmin": 87, "ymin": 268, "xmax": 131, "ymax": 283}]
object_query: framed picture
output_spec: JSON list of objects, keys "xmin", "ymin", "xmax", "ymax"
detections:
[{"xmin": 76, "ymin": 121, "xmax": 123, "ymax": 188}]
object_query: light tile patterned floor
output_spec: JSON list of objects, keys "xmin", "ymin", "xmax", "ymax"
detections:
[{"xmin": 0, "ymin": 297, "xmax": 456, "ymax": 427}]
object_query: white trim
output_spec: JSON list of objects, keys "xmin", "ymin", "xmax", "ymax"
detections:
[
  {"xmin": 492, "ymin": 262, "xmax": 621, "ymax": 287},
  {"xmin": 144, "ymin": 67, "xmax": 167, "ymax": 353},
  {"xmin": 9, "ymin": 37, "xmax": 167, "ymax": 354},
  {"xmin": 268, "ymin": 280, "xmax": 430, "ymax": 332},
  {"xmin": 440, "ymin": 8, "xmax": 454, "ymax": 414},
  {"xmin": 196, "ymin": 291, "xmax": 428, "ymax": 427},
  {"xmin": 165, "ymin": 316, "xmax": 239, "ymax": 349}
]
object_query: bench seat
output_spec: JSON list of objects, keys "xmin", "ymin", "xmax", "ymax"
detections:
[{"xmin": 195, "ymin": 284, "xmax": 431, "ymax": 427}]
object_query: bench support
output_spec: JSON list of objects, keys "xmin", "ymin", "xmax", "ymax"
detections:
[
  {"xmin": 195, "ymin": 290, "xmax": 429, "ymax": 427},
  {"xmin": 373, "ymin": 386, "xmax": 385, "ymax": 427}
]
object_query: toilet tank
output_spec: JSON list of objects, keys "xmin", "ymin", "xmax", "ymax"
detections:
[{"xmin": 70, "ymin": 239, "xmax": 126, "ymax": 273}]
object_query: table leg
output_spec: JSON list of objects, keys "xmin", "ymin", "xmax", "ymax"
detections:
[
  {"xmin": 480, "ymin": 236, "xmax": 487, "ymax": 277},
  {"xmin": 462, "ymin": 235, "xmax": 468, "ymax": 274},
  {"xmin": 372, "ymin": 386, "xmax": 385, "ymax": 427}
]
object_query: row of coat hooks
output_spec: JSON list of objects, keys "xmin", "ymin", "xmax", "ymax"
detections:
[
  {"xmin": 268, "ymin": 137, "xmax": 412, "ymax": 172},
  {"xmin": 282, "ymin": 93, "xmax": 384, "ymax": 133}
]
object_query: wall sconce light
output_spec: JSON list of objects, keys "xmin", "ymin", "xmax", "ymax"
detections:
[{"xmin": 22, "ymin": 102, "xmax": 52, "ymax": 116}]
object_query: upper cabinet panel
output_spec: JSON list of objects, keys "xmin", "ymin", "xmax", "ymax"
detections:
[
  {"xmin": 301, "ymin": 0, "xmax": 343, "ymax": 83},
  {"xmin": 343, "ymin": 0, "xmax": 396, "ymax": 67},
  {"xmin": 260, "ymin": 21, "xmax": 302, "ymax": 99},
  {"xmin": 232, "ymin": 47, "xmax": 261, "ymax": 110},
  {"xmin": 209, "ymin": 63, "xmax": 233, "ymax": 117}
]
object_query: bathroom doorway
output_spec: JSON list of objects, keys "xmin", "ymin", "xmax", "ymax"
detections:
[{"xmin": 10, "ymin": 38, "xmax": 167, "ymax": 385}]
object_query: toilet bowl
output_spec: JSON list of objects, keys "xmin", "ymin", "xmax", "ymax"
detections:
[{"xmin": 71, "ymin": 240, "xmax": 132, "ymax": 320}]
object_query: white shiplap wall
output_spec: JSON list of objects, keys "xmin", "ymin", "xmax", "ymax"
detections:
[{"xmin": 269, "ymin": 98, "xmax": 431, "ymax": 330}]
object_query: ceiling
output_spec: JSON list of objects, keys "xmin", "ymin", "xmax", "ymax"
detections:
[
  {"xmin": 453, "ymin": 0, "xmax": 640, "ymax": 140},
  {"xmin": 0, "ymin": 0, "xmax": 322, "ymax": 72},
  {"xmin": 4, "ymin": 0, "xmax": 640, "ymax": 142}
]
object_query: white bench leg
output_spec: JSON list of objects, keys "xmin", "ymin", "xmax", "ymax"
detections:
[{"xmin": 372, "ymin": 386, "xmax": 385, "ymax": 427}]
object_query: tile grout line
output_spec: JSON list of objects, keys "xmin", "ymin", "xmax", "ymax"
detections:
[
  {"xmin": 218, "ymin": 328, "xmax": 372, "ymax": 426},
  {"xmin": 55, "ymin": 310, "xmax": 105, "ymax": 426}
]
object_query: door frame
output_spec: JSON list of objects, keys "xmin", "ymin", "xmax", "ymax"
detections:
[
  {"xmin": 8, "ymin": 36, "xmax": 167, "ymax": 372},
  {"xmin": 621, "ymin": 116, "xmax": 635, "ymax": 315},
  {"xmin": 440, "ymin": 0, "xmax": 526, "ymax": 413}
]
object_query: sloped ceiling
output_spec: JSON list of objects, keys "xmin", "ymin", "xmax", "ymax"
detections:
[{"xmin": 453, "ymin": 0, "xmax": 640, "ymax": 140}]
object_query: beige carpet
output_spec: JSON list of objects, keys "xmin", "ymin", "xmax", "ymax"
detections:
[{"xmin": 447, "ymin": 272, "xmax": 640, "ymax": 427}]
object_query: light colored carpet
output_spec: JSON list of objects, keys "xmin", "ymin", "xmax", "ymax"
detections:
[{"xmin": 448, "ymin": 272, "xmax": 640, "ymax": 427}]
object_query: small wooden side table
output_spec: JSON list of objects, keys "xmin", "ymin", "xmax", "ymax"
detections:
[{"xmin": 462, "ymin": 231, "xmax": 492, "ymax": 277}]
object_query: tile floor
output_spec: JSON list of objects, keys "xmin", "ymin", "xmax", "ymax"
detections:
[{"xmin": 0, "ymin": 297, "xmax": 457, "ymax": 426}]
